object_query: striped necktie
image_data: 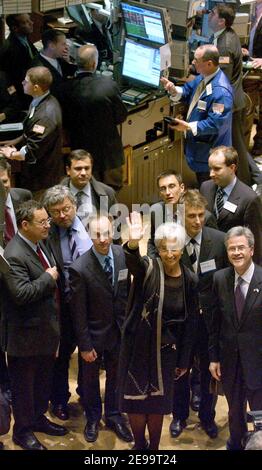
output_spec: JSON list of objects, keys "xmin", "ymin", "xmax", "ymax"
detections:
[
  {"xmin": 103, "ymin": 255, "xmax": 113, "ymax": 284},
  {"xmin": 67, "ymin": 227, "xmax": 80, "ymax": 261},
  {"xmin": 187, "ymin": 239, "xmax": 198, "ymax": 272},
  {"xmin": 215, "ymin": 187, "xmax": 225, "ymax": 218}
]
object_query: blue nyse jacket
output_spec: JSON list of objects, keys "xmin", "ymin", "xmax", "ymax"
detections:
[{"xmin": 182, "ymin": 70, "xmax": 233, "ymax": 172}]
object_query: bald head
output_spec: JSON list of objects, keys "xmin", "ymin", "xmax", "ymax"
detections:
[{"xmin": 77, "ymin": 45, "xmax": 99, "ymax": 72}]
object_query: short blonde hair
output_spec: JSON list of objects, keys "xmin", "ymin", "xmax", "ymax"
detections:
[{"xmin": 155, "ymin": 222, "xmax": 186, "ymax": 250}]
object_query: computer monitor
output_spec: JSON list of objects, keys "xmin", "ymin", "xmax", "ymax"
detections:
[
  {"xmin": 66, "ymin": 5, "xmax": 92, "ymax": 31},
  {"xmin": 122, "ymin": 38, "xmax": 161, "ymax": 88},
  {"xmin": 120, "ymin": 1, "xmax": 167, "ymax": 45}
]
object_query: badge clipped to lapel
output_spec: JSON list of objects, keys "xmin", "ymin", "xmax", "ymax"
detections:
[
  {"xmin": 33, "ymin": 124, "xmax": 45, "ymax": 134},
  {"xmin": 212, "ymin": 103, "xmax": 224, "ymax": 114}
]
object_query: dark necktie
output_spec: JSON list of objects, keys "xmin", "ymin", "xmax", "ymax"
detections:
[
  {"xmin": 67, "ymin": 228, "xmax": 80, "ymax": 261},
  {"xmin": 103, "ymin": 255, "xmax": 113, "ymax": 284},
  {"xmin": 37, "ymin": 245, "xmax": 60, "ymax": 315},
  {"xmin": 36, "ymin": 245, "xmax": 49, "ymax": 269},
  {"xmin": 76, "ymin": 191, "xmax": 84, "ymax": 210},
  {"xmin": 234, "ymin": 277, "xmax": 245, "ymax": 321},
  {"xmin": 215, "ymin": 187, "xmax": 224, "ymax": 218},
  {"xmin": 187, "ymin": 238, "xmax": 197, "ymax": 272},
  {"xmin": 4, "ymin": 206, "xmax": 15, "ymax": 245}
]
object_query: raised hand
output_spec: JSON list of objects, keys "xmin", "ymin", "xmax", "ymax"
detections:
[{"xmin": 126, "ymin": 211, "xmax": 147, "ymax": 248}]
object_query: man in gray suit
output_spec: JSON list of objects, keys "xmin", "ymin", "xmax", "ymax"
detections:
[
  {"xmin": 69, "ymin": 214, "xmax": 133, "ymax": 444},
  {"xmin": 2, "ymin": 200, "xmax": 67, "ymax": 450},
  {"xmin": 209, "ymin": 226, "xmax": 262, "ymax": 450},
  {"xmin": 0, "ymin": 157, "xmax": 32, "ymax": 402},
  {"xmin": 200, "ymin": 146, "xmax": 262, "ymax": 265}
]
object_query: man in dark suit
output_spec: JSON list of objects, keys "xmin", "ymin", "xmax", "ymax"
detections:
[
  {"xmin": 43, "ymin": 185, "xmax": 92, "ymax": 421},
  {"xmin": 200, "ymin": 146, "xmax": 262, "ymax": 265},
  {"xmin": 169, "ymin": 190, "xmax": 228, "ymax": 440},
  {"xmin": 0, "ymin": 14, "xmax": 37, "ymax": 107},
  {"xmin": 58, "ymin": 45, "xmax": 127, "ymax": 191},
  {"xmin": 69, "ymin": 214, "xmax": 133, "ymax": 444},
  {"xmin": 2, "ymin": 200, "xmax": 67, "ymax": 450},
  {"xmin": 0, "ymin": 158, "xmax": 32, "ymax": 399},
  {"xmin": 31, "ymin": 29, "xmax": 77, "ymax": 99},
  {"xmin": 161, "ymin": 45, "xmax": 233, "ymax": 186},
  {"xmin": 61, "ymin": 149, "xmax": 118, "ymax": 224},
  {"xmin": 209, "ymin": 225, "xmax": 262, "ymax": 450},
  {"xmin": 208, "ymin": 4, "xmax": 255, "ymax": 185},
  {"xmin": 0, "ymin": 66, "xmax": 63, "ymax": 198},
  {"xmin": 147, "ymin": 169, "xmax": 217, "ymax": 258}
]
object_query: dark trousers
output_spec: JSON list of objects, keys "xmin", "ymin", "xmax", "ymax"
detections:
[
  {"xmin": 173, "ymin": 316, "xmax": 217, "ymax": 424},
  {"xmin": 81, "ymin": 347, "xmax": 121, "ymax": 424},
  {"xmin": 233, "ymin": 109, "xmax": 251, "ymax": 186},
  {"xmin": 8, "ymin": 355, "xmax": 54, "ymax": 435},
  {"xmin": 243, "ymin": 76, "xmax": 262, "ymax": 151},
  {"xmin": 223, "ymin": 359, "xmax": 262, "ymax": 449},
  {"xmin": 50, "ymin": 304, "xmax": 76, "ymax": 406},
  {"xmin": 0, "ymin": 350, "xmax": 9, "ymax": 390}
]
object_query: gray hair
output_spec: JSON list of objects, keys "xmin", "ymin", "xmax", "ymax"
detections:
[
  {"xmin": 225, "ymin": 226, "xmax": 254, "ymax": 249},
  {"xmin": 43, "ymin": 185, "xmax": 76, "ymax": 209},
  {"xmin": 155, "ymin": 222, "xmax": 186, "ymax": 250},
  {"xmin": 77, "ymin": 45, "xmax": 98, "ymax": 70}
]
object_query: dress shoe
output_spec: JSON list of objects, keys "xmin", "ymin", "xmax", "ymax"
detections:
[
  {"xmin": 84, "ymin": 422, "xmax": 99, "ymax": 443},
  {"xmin": 51, "ymin": 404, "xmax": 69, "ymax": 421},
  {"xmin": 3, "ymin": 389, "xmax": 12, "ymax": 404},
  {"xmin": 106, "ymin": 420, "xmax": 133, "ymax": 442},
  {"xmin": 169, "ymin": 419, "xmax": 187, "ymax": 438},
  {"xmin": 13, "ymin": 431, "xmax": 47, "ymax": 450},
  {"xmin": 190, "ymin": 393, "xmax": 201, "ymax": 412},
  {"xmin": 201, "ymin": 421, "xmax": 218, "ymax": 439},
  {"xmin": 0, "ymin": 442, "xmax": 4, "ymax": 450},
  {"xmin": 33, "ymin": 415, "xmax": 68, "ymax": 436}
]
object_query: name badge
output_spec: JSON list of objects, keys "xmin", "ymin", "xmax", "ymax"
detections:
[
  {"xmin": 224, "ymin": 201, "xmax": 237, "ymax": 213},
  {"xmin": 206, "ymin": 83, "xmax": 212, "ymax": 96},
  {"xmin": 219, "ymin": 56, "xmax": 230, "ymax": 64},
  {"xmin": 200, "ymin": 259, "xmax": 216, "ymax": 273},
  {"xmin": 118, "ymin": 269, "xmax": 128, "ymax": 281},
  {"xmin": 197, "ymin": 100, "xmax": 207, "ymax": 111},
  {"xmin": 33, "ymin": 124, "xmax": 45, "ymax": 134}
]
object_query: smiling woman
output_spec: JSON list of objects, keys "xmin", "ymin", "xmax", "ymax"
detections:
[{"xmin": 117, "ymin": 212, "xmax": 199, "ymax": 451}]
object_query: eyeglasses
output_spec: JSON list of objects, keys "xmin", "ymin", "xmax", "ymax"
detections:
[
  {"xmin": 227, "ymin": 245, "xmax": 251, "ymax": 254},
  {"xmin": 159, "ymin": 248, "xmax": 180, "ymax": 254},
  {"xmin": 33, "ymin": 217, "xmax": 51, "ymax": 227},
  {"xmin": 159, "ymin": 184, "xmax": 179, "ymax": 193},
  {"xmin": 49, "ymin": 205, "xmax": 73, "ymax": 217}
]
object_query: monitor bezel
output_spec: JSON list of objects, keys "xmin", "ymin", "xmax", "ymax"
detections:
[
  {"xmin": 120, "ymin": 0, "xmax": 168, "ymax": 46},
  {"xmin": 121, "ymin": 38, "xmax": 161, "ymax": 89}
]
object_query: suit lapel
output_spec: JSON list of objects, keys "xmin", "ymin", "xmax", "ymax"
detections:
[
  {"xmin": 239, "ymin": 267, "xmax": 262, "ymax": 326},
  {"xmin": 199, "ymin": 229, "xmax": 212, "ymax": 267},
  {"xmin": 225, "ymin": 268, "xmax": 239, "ymax": 330},
  {"xmin": 47, "ymin": 226, "xmax": 64, "ymax": 271}
]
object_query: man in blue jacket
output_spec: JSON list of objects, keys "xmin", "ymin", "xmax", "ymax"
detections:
[{"xmin": 161, "ymin": 45, "xmax": 233, "ymax": 186}]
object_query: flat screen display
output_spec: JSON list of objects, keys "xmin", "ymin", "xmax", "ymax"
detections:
[
  {"xmin": 122, "ymin": 38, "xmax": 161, "ymax": 88},
  {"xmin": 121, "ymin": 1, "xmax": 167, "ymax": 45}
]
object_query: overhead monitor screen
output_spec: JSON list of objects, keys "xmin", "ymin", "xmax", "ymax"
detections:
[
  {"xmin": 122, "ymin": 38, "xmax": 161, "ymax": 88},
  {"xmin": 121, "ymin": 1, "xmax": 167, "ymax": 45}
]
